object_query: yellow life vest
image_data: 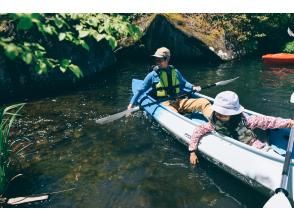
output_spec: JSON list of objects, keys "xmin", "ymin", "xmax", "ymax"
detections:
[{"xmin": 154, "ymin": 66, "xmax": 180, "ymax": 97}]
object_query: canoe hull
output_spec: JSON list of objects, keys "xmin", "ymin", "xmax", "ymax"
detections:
[
  {"xmin": 132, "ymin": 79, "xmax": 294, "ymax": 201},
  {"xmin": 262, "ymin": 53, "xmax": 294, "ymax": 65}
]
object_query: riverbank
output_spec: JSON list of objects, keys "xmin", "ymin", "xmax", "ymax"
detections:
[{"xmin": 1, "ymin": 14, "xmax": 293, "ymax": 103}]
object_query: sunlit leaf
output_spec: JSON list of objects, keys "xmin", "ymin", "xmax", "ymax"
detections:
[
  {"xmin": 92, "ymin": 32, "xmax": 104, "ymax": 42},
  {"xmin": 105, "ymin": 35, "xmax": 117, "ymax": 49},
  {"xmin": 40, "ymin": 24, "xmax": 56, "ymax": 35},
  {"xmin": 21, "ymin": 52, "xmax": 33, "ymax": 64},
  {"xmin": 4, "ymin": 43, "xmax": 21, "ymax": 60},
  {"xmin": 34, "ymin": 50, "xmax": 46, "ymax": 58},
  {"xmin": 80, "ymin": 40, "xmax": 90, "ymax": 51},
  {"xmin": 75, "ymin": 25, "xmax": 84, "ymax": 31},
  {"xmin": 31, "ymin": 13, "xmax": 41, "ymax": 24},
  {"xmin": 34, "ymin": 43, "xmax": 45, "ymax": 51},
  {"xmin": 35, "ymin": 61, "xmax": 47, "ymax": 74},
  {"xmin": 68, "ymin": 64, "xmax": 83, "ymax": 78},
  {"xmin": 65, "ymin": 32, "xmax": 73, "ymax": 41},
  {"xmin": 59, "ymin": 59, "xmax": 71, "ymax": 72},
  {"xmin": 78, "ymin": 30, "xmax": 89, "ymax": 38},
  {"xmin": 54, "ymin": 17, "xmax": 64, "ymax": 29},
  {"xmin": 58, "ymin": 33, "xmax": 66, "ymax": 41}
]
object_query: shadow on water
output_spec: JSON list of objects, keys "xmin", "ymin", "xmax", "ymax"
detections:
[{"xmin": 4, "ymin": 58, "xmax": 294, "ymax": 207}]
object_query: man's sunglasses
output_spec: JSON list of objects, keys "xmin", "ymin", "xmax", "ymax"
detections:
[{"xmin": 155, "ymin": 57, "xmax": 167, "ymax": 62}]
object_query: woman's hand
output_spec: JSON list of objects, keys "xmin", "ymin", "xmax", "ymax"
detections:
[
  {"xmin": 288, "ymin": 119, "xmax": 294, "ymax": 128},
  {"xmin": 190, "ymin": 151, "xmax": 199, "ymax": 165}
]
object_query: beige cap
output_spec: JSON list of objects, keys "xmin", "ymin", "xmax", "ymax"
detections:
[{"xmin": 151, "ymin": 47, "xmax": 170, "ymax": 58}]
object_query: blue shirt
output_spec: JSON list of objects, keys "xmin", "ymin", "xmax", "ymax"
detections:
[{"xmin": 130, "ymin": 67, "xmax": 194, "ymax": 105}]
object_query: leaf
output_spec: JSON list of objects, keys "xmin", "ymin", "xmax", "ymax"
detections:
[
  {"xmin": 31, "ymin": 13, "xmax": 41, "ymax": 24},
  {"xmin": 65, "ymin": 32, "xmax": 74, "ymax": 41},
  {"xmin": 78, "ymin": 30, "xmax": 89, "ymax": 38},
  {"xmin": 34, "ymin": 50, "xmax": 46, "ymax": 58},
  {"xmin": 21, "ymin": 52, "xmax": 33, "ymax": 64},
  {"xmin": 59, "ymin": 66, "xmax": 67, "ymax": 73},
  {"xmin": 46, "ymin": 58, "xmax": 57, "ymax": 68},
  {"xmin": 40, "ymin": 24, "xmax": 56, "ymax": 35},
  {"xmin": 54, "ymin": 17, "xmax": 64, "ymax": 29},
  {"xmin": 79, "ymin": 40, "xmax": 90, "ymax": 51},
  {"xmin": 58, "ymin": 33, "xmax": 66, "ymax": 41},
  {"xmin": 92, "ymin": 32, "xmax": 104, "ymax": 42},
  {"xmin": 86, "ymin": 18, "xmax": 98, "ymax": 27},
  {"xmin": 59, "ymin": 59, "xmax": 71, "ymax": 73},
  {"xmin": 35, "ymin": 61, "xmax": 47, "ymax": 74},
  {"xmin": 68, "ymin": 64, "xmax": 83, "ymax": 78},
  {"xmin": 34, "ymin": 43, "xmax": 45, "ymax": 51},
  {"xmin": 4, "ymin": 43, "xmax": 20, "ymax": 60},
  {"xmin": 105, "ymin": 35, "xmax": 117, "ymax": 49},
  {"xmin": 17, "ymin": 16, "xmax": 33, "ymax": 30},
  {"xmin": 75, "ymin": 25, "xmax": 84, "ymax": 31}
]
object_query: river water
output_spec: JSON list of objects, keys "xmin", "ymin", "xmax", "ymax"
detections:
[{"xmin": 6, "ymin": 58, "xmax": 294, "ymax": 207}]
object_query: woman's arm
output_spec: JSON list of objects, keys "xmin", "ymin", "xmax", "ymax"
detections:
[
  {"xmin": 189, "ymin": 123, "xmax": 214, "ymax": 165},
  {"xmin": 246, "ymin": 114, "xmax": 293, "ymax": 130},
  {"xmin": 189, "ymin": 123, "xmax": 214, "ymax": 151}
]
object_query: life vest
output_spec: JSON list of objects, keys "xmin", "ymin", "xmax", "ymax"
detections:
[
  {"xmin": 153, "ymin": 65, "xmax": 180, "ymax": 97},
  {"xmin": 210, "ymin": 113, "xmax": 256, "ymax": 145}
]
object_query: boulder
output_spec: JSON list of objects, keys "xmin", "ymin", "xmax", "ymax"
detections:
[{"xmin": 118, "ymin": 14, "xmax": 237, "ymax": 62}]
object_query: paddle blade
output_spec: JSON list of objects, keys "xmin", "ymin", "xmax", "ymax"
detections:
[
  {"xmin": 96, "ymin": 106, "xmax": 140, "ymax": 125},
  {"xmin": 287, "ymin": 27, "xmax": 294, "ymax": 38},
  {"xmin": 215, "ymin": 76, "xmax": 239, "ymax": 86},
  {"xmin": 263, "ymin": 191, "xmax": 292, "ymax": 208},
  {"xmin": 290, "ymin": 92, "xmax": 294, "ymax": 103}
]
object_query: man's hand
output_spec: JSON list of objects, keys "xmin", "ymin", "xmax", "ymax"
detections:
[
  {"xmin": 190, "ymin": 151, "xmax": 199, "ymax": 165},
  {"xmin": 192, "ymin": 86, "xmax": 201, "ymax": 92},
  {"xmin": 127, "ymin": 104, "xmax": 134, "ymax": 110},
  {"xmin": 126, "ymin": 104, "xmax": 134, "ymax": 117}
]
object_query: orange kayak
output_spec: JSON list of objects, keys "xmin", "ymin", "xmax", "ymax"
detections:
[{"xmin": 262, "ymin": 53, "xmax": 294, "ymax": 65}]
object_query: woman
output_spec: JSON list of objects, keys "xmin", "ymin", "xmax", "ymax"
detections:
[{"xmin": 189, "ymin": 91, "xmax": 294, "ymax": 165}]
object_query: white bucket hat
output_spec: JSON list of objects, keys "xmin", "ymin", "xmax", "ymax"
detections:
[{"xmin": 212, "ymin": 91, "xmax": 244, "ymax": 116}]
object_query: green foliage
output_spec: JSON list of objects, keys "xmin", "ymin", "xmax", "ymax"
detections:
[
  {"xmin": 283, "ymin": 41, "xmax": 294, "ymax": 53},
  {"xmin": 0, "ymin": 14, "xmax": 142, "ymax": 78},
  {"xmin": 205, "ymin": 14, "xmax": 294, "ymax": 54},
  {"xmin": 0, "ymin": 103, "xmax": 25, "ymax": 194}
]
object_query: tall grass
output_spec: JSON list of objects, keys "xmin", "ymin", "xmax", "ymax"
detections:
[{"xmin": 0, "ymin": 103, "xmax": 25, "ymax": 195}]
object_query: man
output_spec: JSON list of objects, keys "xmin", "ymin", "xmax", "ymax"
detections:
[{"xmin": 127, "ymin": 47, "xmax": 212, "ymax": 118}]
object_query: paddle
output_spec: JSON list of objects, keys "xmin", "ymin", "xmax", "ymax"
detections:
[
  {"xmin": 96, "ymin": 76, "xmax": 239, "ymax": 125},
  {"xmin": 263, "ymin": 92, "xmax": 294, "ymax": 208},
  {"xmin": 287, "ymin": 27, "xmax": 294, "ymax": 38},
  {"xmin": 201, "ymin": 76, "xmax": 239, "ymax": 89}
]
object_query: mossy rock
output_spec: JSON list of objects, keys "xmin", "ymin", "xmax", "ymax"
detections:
[{"xmin": 118, "ymin": 14, "xmax": 237, "ymax": 62}]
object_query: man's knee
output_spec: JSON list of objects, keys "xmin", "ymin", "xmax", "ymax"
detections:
[{"xmin": 197, "ymin": 98, "xmax": 211, "ymax": 108}]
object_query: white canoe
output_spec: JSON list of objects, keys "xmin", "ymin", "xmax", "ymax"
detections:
[{"xmin": 132, "ymin": 79, "xmax": 294, "ymax": 201}]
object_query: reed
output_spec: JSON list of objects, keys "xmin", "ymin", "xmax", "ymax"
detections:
[{"xmin": 0, "ymin": 103, "xmax": 25, "ymax": 194}]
